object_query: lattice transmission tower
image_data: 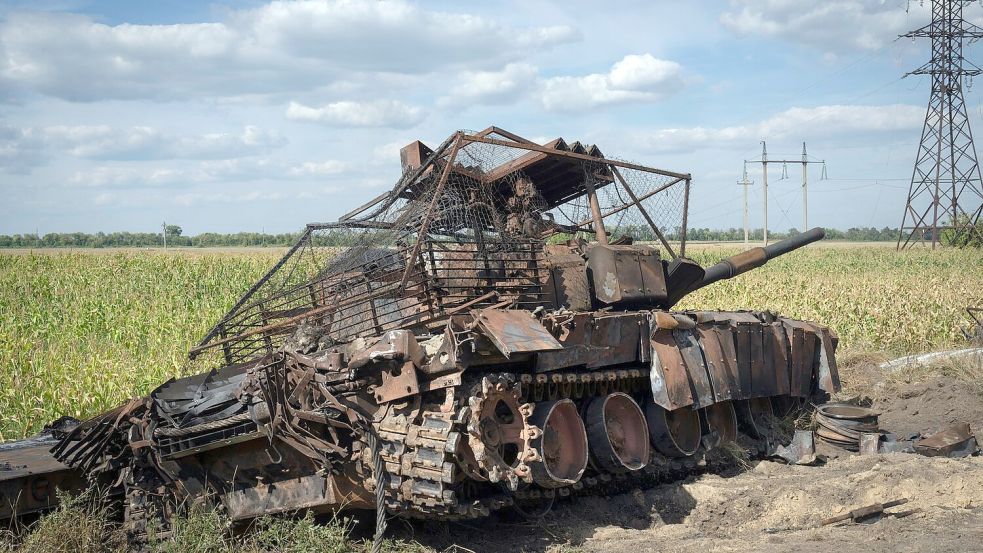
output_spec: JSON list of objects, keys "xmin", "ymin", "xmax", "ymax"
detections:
[{"xmin": 898, "ymin": 0, "xmax": 983, "ymax": 248}]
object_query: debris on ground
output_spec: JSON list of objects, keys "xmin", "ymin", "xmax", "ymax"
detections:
[{"xmin": 820, "ymin": 498, "xmax": 910, "ymax": 526}]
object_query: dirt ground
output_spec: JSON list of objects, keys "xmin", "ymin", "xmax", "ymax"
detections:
[{"xmin": 401, "ymin": 359, "xmax": 983, "ymax": 553}]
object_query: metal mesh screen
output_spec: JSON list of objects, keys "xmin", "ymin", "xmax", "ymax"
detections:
[{"xmin": 192, "ymin": 129, "xmax": 689, "ymax": 365}]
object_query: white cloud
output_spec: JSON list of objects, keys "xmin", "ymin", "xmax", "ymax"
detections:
[
  {"xmin": 0, "ymin": 2, "xmax": 578, "ymax": 102},
  {"xmin": 634, "ymin": 104, "xmax": 924, "ymax": 153},
  {"xmin": 70, "ymin": 166, "xmax": 188, "ymax": 188},
  {"xmin": 287, "ymin": 160, "xmax": 348, "ymax": 176},
  {"xmin": 540, "ymin": 54, "xmax": 684, "ymax": 111},
  {"xmin": 720, "ymin": 0, "xmax": 923, "ymax": 53},
  {"xmin": 172, "ymin": 190, "xmax": 289, "ymax": 207},
  {"xmin": 0, "ymin": 125, "xmax": 46, "ymax": 173},
  {"xmin": 438, "ymin": 63, "xmax": 539, "ymax": 108},
  {"xmin": 69, "ymin": 156, "xmax": 350, "ymax": 189},
  {"xmin": 44, "ymin": 125, "xmax": 286, "ymax": 160},
  {"xmin": 286, "ymin": 100, "xmax": 425, "ymax": 128}
]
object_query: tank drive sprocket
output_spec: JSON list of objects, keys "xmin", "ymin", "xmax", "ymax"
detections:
[{"xmin": 465, "ymin": 374, "xmax": 540, "ymax": 490}]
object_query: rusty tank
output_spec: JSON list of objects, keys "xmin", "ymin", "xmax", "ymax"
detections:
[{"xmin": 0, "ymin": 127, "xmax": 839, "ymax": 541}]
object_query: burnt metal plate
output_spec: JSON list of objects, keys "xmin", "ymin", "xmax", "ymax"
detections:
[
  {"xmin": 696, "ymin": 326, "xmax": 740, "ymax": 402},
  {"xmin": 782, "ymin": 320, "xmax": 818, "ymax": 397},
  {"xmin": 587, "ymin": 314, "xmax": 643, "ymax": 369},
  {"xmin": 674, "ymin": 329, "xmax": 714, "ymax": 408},
  {"xmin": 472, "ymin": 309, "xmax": 562, "ymax": 358},
  {"xmin": 650, "ymin": 329, "xmax": 695, "ymax": 410},
  {"xmin": 765, "ymin": 324, "xmax": 792, "ymax": 396},
  {"xmin": 222, "ymin": 472, "xmax": 337, "ymax": 521},
  {"xmin": 798, "ymin": 321, "xmax": 841, "ymax": 394},
  {"xmin": 536, "ymin": 313, "xmax": 591, "ymax": 371}
]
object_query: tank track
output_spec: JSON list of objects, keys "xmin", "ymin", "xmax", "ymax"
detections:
[{"xmin": 368, "ymin": 367, "xmax": 789, "ymax": 521}]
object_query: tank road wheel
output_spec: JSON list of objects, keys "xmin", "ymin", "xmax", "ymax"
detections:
[
  {"xmin": 467, "ymin": 376, "xmax": 538, "ymax": 489},
  {"xmin": 528, "ymin": 399, "xmax": 589, "ymax": 488},
  {"xmin": 736, "ymin": 397, "xmax": 776, "ymax": 439},
  {"xmin": 645, "ymin": 404, "xmax": 701, "ymax": 458},
  {"xmin": 702, "ymin": 402, "xmax": 738, "ymax": 444},
  {"xmin": 586, "ymin": 393, "xmax": 650, "ymax": 473}
]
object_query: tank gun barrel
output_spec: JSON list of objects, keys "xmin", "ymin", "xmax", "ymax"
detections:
[{"xmin": 696, "ymin": 227, "xmax": 825, "ymax": 290}]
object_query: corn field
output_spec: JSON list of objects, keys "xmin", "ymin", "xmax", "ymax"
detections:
[{"xmin": 1, "ymin": 246, "xmax": 980, "ymax": 440}]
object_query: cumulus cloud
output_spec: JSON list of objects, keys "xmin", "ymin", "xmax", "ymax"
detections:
[
  {"xmin": 0, "ymin": 2, "xmax": 578, "ymax": 101},
  {"xmin": 0, "ymin": 123, "xmax": 287, "ymax": 174},
  {"xmin": 720, "ymin": 0, "xmax": 922, "ymax": 53},
  {"xmin": 635, "ymin": 104, "xmax": 924, "ymax": 153},
  {"xmin": 287, "ymin": 160, "xmax": 348, "ymax": 176},
  {"xmin": 69, "ymin": 156, "xmax": 350, "ymax": 189},
  {"xmin": 45, "ymin": 125, "xmax": 286, "ymax": 160},
  {"xmin": 286, "ymin": 100, "xmax": 425, "ymax": 128},
  {"xmin": 540, "ymin": 54, "xmax": 685, "ymax": 111},
  {"xmin": 0, "ymin": 125, "xmax": 46, "ymax": 173},
  {"xmin": 438, "ymin": 63, "xmax": 539, "ymax": 108}
]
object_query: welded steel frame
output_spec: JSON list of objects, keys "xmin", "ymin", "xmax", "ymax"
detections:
[{"xmin": 192, "ymin": 127, "xmax": 691, "ymax": 362}]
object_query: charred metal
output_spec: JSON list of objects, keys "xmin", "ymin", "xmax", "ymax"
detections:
[{"xmin": 1, "ymin": 127, "xmax": 840, "ymax": 543}]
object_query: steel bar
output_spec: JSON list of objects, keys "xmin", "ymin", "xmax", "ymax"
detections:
[
  {"xmin": 681, "ymin": 178, "xmax": 691, "ymax": 257},
  {"xmin": 611, "ymin": 165, "xmax": 676, "ymax": 257},
  {"xmin": 399, "ymin": 133, "xmax": 464, "ymax": 291},
  {"xmin": 194, "ymin": 228, "xmax": 313, "ymax": 352},
  {"xmin": 462, "ymin": 134, "xmax": 691, "ymax": 180},
  {"xmin": 583, "ymin": 176, "xmax": 608, "ymax": 244},
  {"xmin": 340, "ymin": 134, "xmax": 455, "ymax": 222},
  {"xmin": 574, "ymin": 176, "xmax": 687, "ymax": 229}
]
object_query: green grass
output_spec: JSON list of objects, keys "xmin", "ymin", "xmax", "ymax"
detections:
[
  {"xmin": 1, "ymin": 246, "xmax": 980, "ymax": 439},
  {"xmin": 678, "ymin": 246, "xmax": 982, "ymax": 356},
  {"xmin": 0, "ymin": 494, "xmax": 428, "ymax": 553}
]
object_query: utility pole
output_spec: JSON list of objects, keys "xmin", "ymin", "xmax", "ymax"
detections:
[
  {"xmin": 162, "ymin": 221, "xmax": 167, "ymax": 251},
  {"xmin": 737, "ymin": 161, "xmax": 754, "ymax": 248},
  {"xmin": 747, "ymin": 142, "xmax": 826, "ymax": 245},
  {"xmin": 762, "ymin": 142, "xmax": 768, "ymax": 245},
  {"xmin": 898, "ymin": 0, "xmax": 983, "ymax": 249},
  {"xmin": 802, "ymin": 142, "xmax": 809, "ymax": 230}
]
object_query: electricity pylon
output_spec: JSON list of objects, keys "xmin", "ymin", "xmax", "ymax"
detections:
[{"xmin": 898, "ymin": 0, "xmax": 983, "ymax": 249}]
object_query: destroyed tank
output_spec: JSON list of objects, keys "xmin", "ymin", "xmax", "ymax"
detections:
[{"xmin": 0, "ymin": 127, "xmax": 839, "ymax": 541}]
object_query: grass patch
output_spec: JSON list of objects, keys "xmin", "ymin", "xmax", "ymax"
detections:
[
  {"xmin": 2, "ymin": 498, "xmax": 433, "ymax": 553},
  {"xmin": 1, "ymin": 245, "xmax": 979, "ymax": 438},
  {"xmin": 0, "ymin": 489, "xmax": 125, "ymax": 553}
]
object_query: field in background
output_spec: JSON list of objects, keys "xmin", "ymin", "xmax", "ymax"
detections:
[{"xmin": 1, "ymin": 245, "xmax": 980, "ymax": 440}]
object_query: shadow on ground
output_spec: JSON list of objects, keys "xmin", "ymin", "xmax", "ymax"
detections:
[{"xmin": 384, "ymin": 479, "xmax": 699, "ymax": 553}]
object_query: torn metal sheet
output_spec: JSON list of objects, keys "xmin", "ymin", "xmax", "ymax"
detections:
[
  {"xmin": 473, "ymin": 309, "xmax": 563, "ymax": 358},
  {"xmin": 771, "ymin": 430, "xmax": 820, "ymax": 465},
  {"xmin": 913, "ymin": 423, "xmax": 979, "ymax": 457}
]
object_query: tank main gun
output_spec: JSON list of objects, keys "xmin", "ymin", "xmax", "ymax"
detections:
[
  {"xmin": 699, "ymin": 227, "xmax": 826, "ymax": 289},
  {"xmin": 664, "ymin": 227, "xmax": 825, "ymax": 307}
]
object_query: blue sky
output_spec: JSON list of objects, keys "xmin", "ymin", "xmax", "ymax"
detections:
[{"xmin": 1, "ymin": 0, "xmax": 979, "ymax": 235}]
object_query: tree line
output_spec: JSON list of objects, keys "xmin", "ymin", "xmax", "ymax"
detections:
[
  {"xmin": 0, "ymin": 225, "xmax": 911, "ymax": 249},
  {"xmin": 0, "ymin": 228, "xmax": 303, "ymax": 248}
]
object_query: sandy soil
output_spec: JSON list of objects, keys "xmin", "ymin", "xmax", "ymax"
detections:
[{"xmin": 402, "ymin": 362, "xmax": 983, "ymax": 553}]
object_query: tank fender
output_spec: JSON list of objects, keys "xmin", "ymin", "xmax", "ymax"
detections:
[{"xmin": 648, "ymin": 313, "xmax": 698, "ymax": 411}]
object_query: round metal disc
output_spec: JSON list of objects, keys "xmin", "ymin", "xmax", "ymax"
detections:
[
  {"xmin": 702, "ymin": 401, "xmax": 738, "ymax": 443},
  {"xmin": 646, "ymin": 403, "xmax": 701, "ymax": 458},
  {"xmin": 586, "ymin": 393, "xmax": 650, "ymax": 473},
  {"xmin": 528, "ymin": 399, "xmax": 588, "ymax": 488}
]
